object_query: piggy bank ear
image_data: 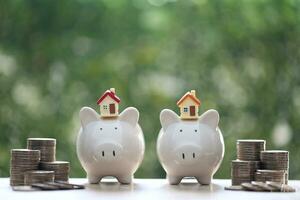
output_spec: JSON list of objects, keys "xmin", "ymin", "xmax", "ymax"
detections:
[
  {"xmin": 160, "ymin": 109, "xmax": 180, "ymax": 131},
  {"xmin": 119, "ymin": 107, "xmax": 139, "ymax": 126},
  {"xmin": 79, "ymin": 107, "xmax": 99, "ymax": 127},
  {"xmin": 199, "ymin": 109, "xmax": 219, "ymax": 129}
]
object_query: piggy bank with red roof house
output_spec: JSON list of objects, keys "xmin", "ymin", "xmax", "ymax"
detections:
[{"xmin": 76, "ymin": 88, "xmax": 145, "ymax": 184}]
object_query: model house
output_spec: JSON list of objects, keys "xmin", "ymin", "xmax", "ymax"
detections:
[
  {"xmin": 97, "ymin": 88, "xmax": 120, "ymax": 118},
  {"xmin": 177, "ymin": 90, "xmax": 201, "ymax": 119}
]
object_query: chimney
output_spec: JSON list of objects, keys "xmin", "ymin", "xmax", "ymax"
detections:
[
  {"xmin": 190, "ymin": 90, "xmax": 196, "ymax": 97},
  {"xmin": 110, "ymin": 88, "xmax": 116, "ymax": 94}
]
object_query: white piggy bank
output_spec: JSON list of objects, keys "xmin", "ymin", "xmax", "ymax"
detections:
[
  {"xmin": 76, "ymin": 107, "xmax": 145, "ymax": 184},
  {"xmin": 157, "ymin": 109, "xmax": 224, "ymax": 185}
]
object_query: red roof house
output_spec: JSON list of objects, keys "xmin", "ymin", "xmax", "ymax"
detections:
[{"xmin": 97, "ymin": 88, "xmax": 120, "ymax": 118}]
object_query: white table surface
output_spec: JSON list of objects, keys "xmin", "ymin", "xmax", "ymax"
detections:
[{"xmin": 1, "ymin": 178, "xmax": 299, "ymax": 200}]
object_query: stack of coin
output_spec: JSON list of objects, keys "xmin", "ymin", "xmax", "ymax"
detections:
[
  {"xmin": 40, "ymin": 161, "xmax": 70, "ymax": 182},
  {"xmin": 24, "ymin": 170, "xmax": 54, "ymax": 185},
  {"xmin": 255, "ymin": 169, "xmax": 285, "ymax": 184},
  {"xmin": 231, "ymin": 160, "xmax": 260, "ymax": 185},
  {"xmin": 260, "ymin": 150, "xmax": 289, "ymax": 170},
  {"xmin": 10, "ymin": 149, "xmax": 40, "ymax": 186},
  {"xmin": 260, "ymin": 150, "xmax": 289, "ymax": 184},
  {"xmin": 237, "ymin": 140, "xmax": 266, "ymax": 161},
  {"xmin": 27, "ymin": 138, "xmax": 56, "ymax": 162}
]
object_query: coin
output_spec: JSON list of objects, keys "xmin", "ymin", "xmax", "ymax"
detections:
[
  {"xmin": 45, "ymin": 182, "xmax": 74, "ymax": 189},
  {"xmin": 241, "ymin": 182, "xmax": 265, "ymax": 191},
  {"xmin": 55, "ymin": 181, "xmax": 85, "ymax": 189},
  {"xmin": 31, "ymin": 183, "xmax": 59, "ymax": 190},
  {"xmin": 266, "ymin": 181, "xmax": 296, "ymax": 192},
  {"xmin": 27, "ymin": 138, "xmax": 56, "ymax": 145},
  {"xmin": 11, "ymin": 186, "xmax": 41, "ymax": 191},
  {"xmin": 224, "ymin": 185, "xmax": 243, "ymax": 191},
  {"xmin": 251, "ymin": 181, "xmax": 278, "ymax": 192}
]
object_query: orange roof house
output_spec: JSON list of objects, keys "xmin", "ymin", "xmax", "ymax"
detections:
[
  {"xmin": 177, "ymin": 90, "xmax": 201, "ymax": 119},
  {"xmin": 97, "ymin": 88, "xmax": 120, "ymax": 118}
]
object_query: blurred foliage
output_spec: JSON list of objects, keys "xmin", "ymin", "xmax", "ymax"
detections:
[{"xmin": 0, "ymin": 0, "xmax": 300, "ymax": 180}]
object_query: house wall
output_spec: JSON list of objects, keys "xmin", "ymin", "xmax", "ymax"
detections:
[
  {"xmin": 99, "ymin": 96, "xmax": 119, "ymax": 117},
  {"xmin": 178, "ymin": 98, "xmax": 199, "ymax": 119}
]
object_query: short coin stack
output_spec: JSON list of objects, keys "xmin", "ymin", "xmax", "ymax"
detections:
[
  {"xmin": 231, "ymin": 140, "xmax": 265, "ymax": 185},
  {"xmin": 260, "ymin": 150, "xmax": 289, "ymax": 184},
  {"xmin": 27, "ymin": 138, "xmax": 56, "ymax": 162},
  {"xmin": 10, "ymin": 149, "xmax": 40, "ymax": 186},
  {"xmin": 255, "ymin": 170, "xmax": 285, "ymax": 184},
  {"xmin": 24, "ymin": 170, "xmax": 54, "ymax": 185},
  {"xmin": 231, "ymin": 160, "xmax": 260, "ymax": 185},
  {"xmin": 40, "ymin": 161, "xmax": 70, "ymax": 181}
]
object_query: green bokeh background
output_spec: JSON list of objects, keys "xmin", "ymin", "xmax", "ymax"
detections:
[{"xmin": 0, "ymin": 0, "xmax": 300, "ymax": 179}]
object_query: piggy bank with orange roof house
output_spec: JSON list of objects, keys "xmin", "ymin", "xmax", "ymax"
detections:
[
  {"xmin": 157, "ymin": 90, "xmax": 225, "ymax": 185},
  {"xmin": 76, "ymin": 88, "xmax": 145, "ymax": 184}
]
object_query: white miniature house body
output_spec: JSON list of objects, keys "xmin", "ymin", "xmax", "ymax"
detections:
[
  {"xmin": 177, "ymin": 90, "xmax": 201, "ymax": 119},
  {"xmin": 97, "ymin": 88, "xmax": 120, "ymax": 118}
]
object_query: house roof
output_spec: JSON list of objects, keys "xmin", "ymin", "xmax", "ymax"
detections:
[
  {"xmin": 97, "ymin": 90, "xmax": 121, "ymax": 104},
  {"xmin": 176, "ymin": 91, "xmax": 201, "ymax": 106}
]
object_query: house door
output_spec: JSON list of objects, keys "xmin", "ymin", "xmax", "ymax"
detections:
[
  {"xmin": 190, "ymin": 106, "xmax": 195, "ymax": 116},
  {"xmin": 109, "ymin": 104, "xmax": 115, "ymax": 114}
]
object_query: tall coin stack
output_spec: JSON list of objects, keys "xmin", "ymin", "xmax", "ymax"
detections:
[
  {"xmin": 40, "ymin": 161, "xmax": 70, "ymax": 181},
  {"xmin": 27, "ymin": 138, "xmax": 56, "ymax": 162},
  {"xmin": 231, "ymin": 140, "xmax": 266, "ymax": 186},
  {"xmin": 10, "ymin": 149, "xmax": 40, "ymax": 186},
  {"xmin": 260, "ymin": 150, "xmax": 289, "ymax": 184},
  {"xmin": 237, "ymin": 140, "xmax": 266, "ymax": 161}
]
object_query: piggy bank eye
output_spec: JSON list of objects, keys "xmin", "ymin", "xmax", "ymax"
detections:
[
  {"xmin": 100, "ymin": 127, "xmax": 103, "ymax": 131},
  {"xmin": 179, "ymin": 129, "xmax": 183, "ymax": 132},
  {"xmin": 114, "ymin": 127, "xmax": 118, "ymax": 130},
  {"xmin": 194, "ymin": 129, "xmax": 198, "ymax": 133}
]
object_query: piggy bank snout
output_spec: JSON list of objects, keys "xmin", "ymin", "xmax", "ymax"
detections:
[
  {"xmin": 94, "ymin": 142, "xmax": 123, "ymax": 161},
  {"xmin": 174, "ymin": 144, "xmax": 202, "ymax": 165}
]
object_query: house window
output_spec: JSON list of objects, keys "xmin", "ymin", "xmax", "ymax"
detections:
[
  {"xmin": 103, "ymin": 105, "xmax": 108, "ymax": 110},
  {"xmin": 183, "ymin": 107, "xmax": 188, "ymax": 112}
]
